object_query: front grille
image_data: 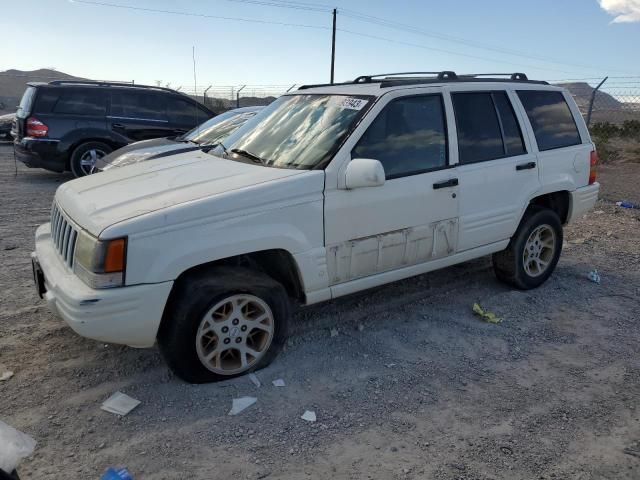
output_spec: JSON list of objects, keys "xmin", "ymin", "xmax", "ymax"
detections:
[{"xmin": 50, "ymin": 202, "xmax": 78, "ymax": 269}]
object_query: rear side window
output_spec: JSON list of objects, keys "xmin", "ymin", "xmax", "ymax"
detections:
[
  {"xmin": 16, "ymin": 86, "xmax": 36, "ymax": 118},
  {"xmin": 53, "ymin": 90, "xmax": 107, "ymax": 116},
  {"xmin": 110, "ymin": 92, "xmax": 167, "ymax": 121},
  {"xmin": 166, "ymin": 97, "xmax": 201, "ymax": 125},
  {"xmin": 452, "ymin": 91, "xmax": 526, "ymax": 164},
  {"xmin": 352, "ymin": 95, "xmax": 448, "ymax": 180},
  {"xmin": 517, "ymin": 91, "xmax": 581, "ymax": 151}
]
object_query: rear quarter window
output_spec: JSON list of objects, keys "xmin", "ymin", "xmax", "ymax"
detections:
[
  {"xmin": 52, "ymin": 90, "xmax": 107, "ymax": 116},
  {"xmin": 517, "ymin": 90, "xmax": 581, "ymax": 151},
  {"xmin": 16, "ymin": 86, "xmax": 36, "ymax": 118}
]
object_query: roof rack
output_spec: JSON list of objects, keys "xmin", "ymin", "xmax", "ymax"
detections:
[
  {"xmin": 46, "ymin": 80, "xmax": 186, "ymax": 95},
  {"xmin": 297, "ymin": 71, "xmax": 548, "ymax": 90}
]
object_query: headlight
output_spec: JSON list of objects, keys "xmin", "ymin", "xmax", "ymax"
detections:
[{"xmin": 74, "ymin": 231, "xmax": 127, "ymax": 289}]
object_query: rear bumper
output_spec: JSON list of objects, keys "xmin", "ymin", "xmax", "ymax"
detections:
[
  {"xmin": 14, "ymin": 138, "xmax": 67, "ymax": 172},
  {"xmin": 33, "ymin": 223, "xmax": 173, "ymax": 348},
  {"xmin": 567, "ymin": 183, "xmax": 600, "ymax": 223}
]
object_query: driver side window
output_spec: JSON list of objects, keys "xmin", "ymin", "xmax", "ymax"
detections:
[{"xmin": 352, "ymin": 94, "xmax": 448, "ymax": 180}]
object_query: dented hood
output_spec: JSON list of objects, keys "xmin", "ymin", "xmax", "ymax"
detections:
[{"xmin": 55, "ymin": 151, "xmax": 305, "ymax": 237}]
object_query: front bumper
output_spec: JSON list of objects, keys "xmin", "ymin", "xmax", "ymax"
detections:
[
  {"xmin": 14, "ymin": 138, "xmax": 66, "ymax": 172},
  {"xmin": 33, "ymin": 223, "xmax": 173, "ymax": 348},
  {"xmin": 567, "ymin": 182, "xmax": 600, "ymax": 223}
]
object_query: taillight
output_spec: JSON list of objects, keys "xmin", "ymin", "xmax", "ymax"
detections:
[
  {"xmin": 26, "ymin": 116, "xmax": 48, "ymax": 138},
  {"xmin": 589, "ymin": 149, "xmax": 598, "ymax": 185}
]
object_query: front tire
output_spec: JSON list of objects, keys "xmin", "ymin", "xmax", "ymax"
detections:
[
  {"xmin": 493, "ymin": 207, "xmax": 563, "ymax": 290},
  {"xmin": 70, "ymin": 141, "xmax": 112, "ymax": 177},
  {"xmin": 158, "ymin": 266, "xmax": 291, "ymax": 383}
]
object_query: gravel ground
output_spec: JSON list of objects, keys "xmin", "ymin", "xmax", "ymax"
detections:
[{"xmin": 0, "ymin": 142, "xmax": 639, "ymax": 480}]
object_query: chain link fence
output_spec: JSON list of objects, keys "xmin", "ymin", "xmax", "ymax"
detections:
[{"xmin": 551, "ymin": 77, "xmax": 640, "ymax": 127}]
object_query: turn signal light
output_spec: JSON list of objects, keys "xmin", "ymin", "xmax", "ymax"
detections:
[
  {"xmin": 103, "ymin": 239, "xmax": 126, "ymax": 273},
  {"xmin": 589, "ymin": 149, "xmax": 598, "ymax": 185}
]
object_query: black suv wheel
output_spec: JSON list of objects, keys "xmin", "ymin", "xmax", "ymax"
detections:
[{"xmin": 70, "ymin": 141, "xmax": 112, "ymax": 177}]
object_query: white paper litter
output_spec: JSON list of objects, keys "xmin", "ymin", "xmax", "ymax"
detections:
[
  {"xmin": 0, "ymin": 371, "xmax": 14, "ymax": 381},
  {"xmin": 101, "ymin": 392, "xmax": 141, "ymax": 416},
  {"xmin": 228, "ymin": 397, "xmax": 257, "ymax": 416},
  {"xmin": 272, "ymin": 378, "xmax": 286, "ymax": 387},
  {"xmin": 249, "ymin": 373, "xmax": 261, "ymax": 388},
  {"xmin": 301, "ymin": 410, "xmax": 316, "ymax": 422},
  {"xmin": 0, "ymin": 420, "xmax": 37, "ymax": 473}
]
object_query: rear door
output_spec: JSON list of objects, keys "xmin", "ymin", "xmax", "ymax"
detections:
[
  {"xmin": 107, "ymin": 91, "xmax": 173, "ymax": 141},
  {"xmin": 451, "ymin": 89, "xmax": 541, "ymax": 251}
]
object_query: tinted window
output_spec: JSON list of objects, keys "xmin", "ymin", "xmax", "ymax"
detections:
[
  {"xmin": 110, "ymin": 92, "xmax": 167, "ymax": 121},
  {"xmin": 517, "ymin": 91, "xmax": 581, "ymax": 151},
  {"xmin": 452, "ymin": 92, "xmax": 504, "ymax": 164},
  {"xmin": 492, "ymin": 92, "xmax": 526, "ymax": 156},
  {"xmin": 16, "ymin": 86, "xmax": 36, "ymax": 118},
  {"xmin": 53, "ymin": 90, "xmax": 107, "ymax": 116},
  {"xmin": 167, "ymin": 97, "xmax": 201, "ymax": 125},
  {"xmin": 352, "ymin": 95, "xmax": 447, "ymax": 179}
]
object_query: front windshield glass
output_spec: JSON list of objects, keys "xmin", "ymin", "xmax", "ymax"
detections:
[
  {"xmin": 220, "ymin": 94, "xmax": 374, "ymax": 170},
  {"xmin": 184, "ymin": 109, "xmax": 259, "ymax": 145}
]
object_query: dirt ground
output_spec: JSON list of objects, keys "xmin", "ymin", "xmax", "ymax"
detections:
[{"xmin": 0, "ymin": 142, "xmax": 639, "ymax": 480}]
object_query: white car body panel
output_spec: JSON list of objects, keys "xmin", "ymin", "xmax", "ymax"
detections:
[{"xmin": 32, "ymin": 79, "xmax": 600, "ymax": 348}]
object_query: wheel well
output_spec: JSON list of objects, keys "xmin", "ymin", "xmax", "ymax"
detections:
[
  {"xmin": 173, "ymin": 249, "xmax": 305, "ymax": 304},
  {"xmin": 529, "ymin": 191, "xmax": 570, "ymax": 224}
]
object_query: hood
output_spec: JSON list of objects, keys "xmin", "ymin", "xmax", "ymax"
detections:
[
  {"xmin": 56, "ymin": 151, "xmax": 306, "ymax": 237},
  {"xmin": 96, "ymin": 137, "xmax": 199, "ymax": 170}
]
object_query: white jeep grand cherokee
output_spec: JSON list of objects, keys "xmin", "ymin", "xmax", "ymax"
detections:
[{"xmin": 31, "ymin": 72, "xmax": 600, "ymax": 383}]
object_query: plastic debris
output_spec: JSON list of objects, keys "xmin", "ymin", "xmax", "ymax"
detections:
[
  {"xmin": 248, "ymin": 373, "xmax": 261, "ymax": 388},
  {"xmin": 272, "ymin": 378, "xmax": 286, "ymax": 387},
  {"xmin": 101, "ymin": 392, "xmax": 141, "ymax": 417},
  {"xmin": 0, "ymin": 371, "xmax": 13, "ymax": 382},
  {"xmin": 0, "ymin": 420, "xmax": 37, "ymax": 474},
  {"xmin": 228, "ymin": 397, "xmax": 257, "ymax": 416},
  {"xmin": 588, "ymin": 270, "xmax": 601, "ymax": 284},
  {"xmin": 330, "ymin": 328, "xmax": 339, "ymax": 338},
  {"xmin": 472, "ymin": 303, "xmax": 502, "ymax": 324},
  {"xmin": 301, "ymin": 410, "xmax": 316, "ymax": 422},
  {"xmin": 101, "ymin": 467, "xmax": 134, "ymax": 480},
  {"xmin": 616, "ymin": 200, "xmax": 636, "ymax": 209}
]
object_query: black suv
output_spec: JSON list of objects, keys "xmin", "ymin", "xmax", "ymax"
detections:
[{"xmin": 13, "ymin": 81, "xmax": 215, "ymax": 176}]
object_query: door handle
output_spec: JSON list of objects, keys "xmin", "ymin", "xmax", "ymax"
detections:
[
  {"xmin": 433, "ymin": 178, "xmax": 459, "ymax": 189},
  {"xmin": 516, "ymin": 161, "xmax": 536, "ymax": 171},
  {"xmin": 112, "ymin": 123, "xmax": 125, "ymax": 129}
]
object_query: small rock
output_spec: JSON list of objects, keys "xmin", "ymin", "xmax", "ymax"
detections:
[
  {"xmin": 301, "ymin": 410, "xmax": 316, "ymax": 422},
  {"xmin": 330, "ymin": 328, "xmax": 339, "ymax": 338}
]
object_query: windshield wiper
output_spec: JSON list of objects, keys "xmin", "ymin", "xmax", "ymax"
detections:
[{"xmin": 230, "ymin": 148, "xmax": 269, "ymax": 166}]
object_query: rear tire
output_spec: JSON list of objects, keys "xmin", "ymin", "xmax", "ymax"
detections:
[
  {"xmin": 493, "ymin": 207, "xmax": 563, "ymax": 290},
  {"xmin": 70, "ymin": 141, "xmax": 112, "ymax": 177},
  {"xmin": 158, "ymin": 266, "xmax": 291, "ymax": 383}
]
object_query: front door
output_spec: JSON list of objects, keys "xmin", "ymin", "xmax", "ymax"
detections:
[
  {"xmin": 324, "ymin": 92, "xmax": 459, "ymax": 286},
  {"xmin": 450, "ymin": 90, "xmax": 542, "ymax": 251}
]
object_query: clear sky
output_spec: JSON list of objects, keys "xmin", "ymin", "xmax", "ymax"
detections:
[{"xmin": 2, "ymin": 0, "xmax": 640, "ymax": 91}]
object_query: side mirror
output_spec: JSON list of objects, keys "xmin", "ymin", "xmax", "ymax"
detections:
[{"xmin": 345, "ymin": 158, "xmax": 385, "ymax": 189}]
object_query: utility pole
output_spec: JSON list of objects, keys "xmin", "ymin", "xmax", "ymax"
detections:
[{"xmin": 330, "ymin": 8, "xmax": 336, "ymax": 84}]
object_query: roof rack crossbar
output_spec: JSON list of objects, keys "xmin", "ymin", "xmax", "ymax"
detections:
[
  {"xmin": 460, "ymin": 72, "xmax": 529, "ymax": 81},
  {"xmin": 46, "ymin": 80, "xmax": 186, "ymax": 95}
]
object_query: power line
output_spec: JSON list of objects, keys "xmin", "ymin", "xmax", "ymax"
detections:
[
  {"xmin": 72, "ymin": 0, "xmax": 330, "ymax": 30},
  {"xmin": 222, "ymin": 0, "xmax": 639, "ymax": 76},
  {"xmin": 337, "ymin": 29, "xmax": 579, "ymax": 75}
]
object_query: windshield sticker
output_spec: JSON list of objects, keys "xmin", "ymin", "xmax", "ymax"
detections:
[{"xmin": 328, "ymin": 97, "xmax": 369, "ymax": 111}]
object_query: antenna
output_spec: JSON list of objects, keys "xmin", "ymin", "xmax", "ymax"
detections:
[{"xmin": 192, "ymin": 46, "xmax": 201, "ymax": 136}]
